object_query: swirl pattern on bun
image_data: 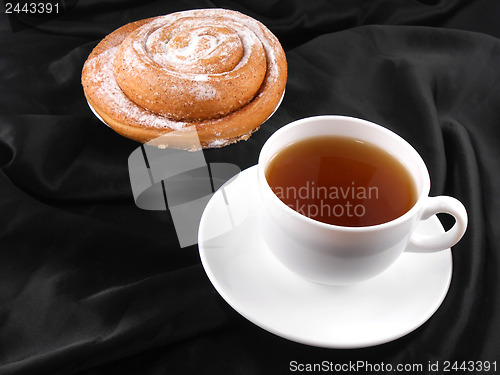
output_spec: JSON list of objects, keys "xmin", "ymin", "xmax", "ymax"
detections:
[{"xmin": 82, "ymin": 9, "xmax": 287, "ymax": 149}]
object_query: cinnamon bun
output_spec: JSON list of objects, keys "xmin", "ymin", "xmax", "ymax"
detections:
[{"xmin": 81, "ymin": 9, "xmax": 287, "ymax": 149}]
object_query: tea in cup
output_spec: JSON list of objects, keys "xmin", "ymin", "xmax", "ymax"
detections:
[{"xmin": 258, "ymin": 115, "xmax": 468, "ymax": 285}]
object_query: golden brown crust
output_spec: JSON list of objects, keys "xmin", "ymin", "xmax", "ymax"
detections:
[{"xmin": 81, "ymin": 9, "xmax": 287, "ymax": 149}]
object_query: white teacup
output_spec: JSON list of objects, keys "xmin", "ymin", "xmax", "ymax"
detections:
[{"xmin": 258, "ymin": 115, "xmax": 468, "ymax": 285}]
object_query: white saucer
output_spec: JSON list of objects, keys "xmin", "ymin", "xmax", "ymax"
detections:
[{"xmin": 198, "ymin": 166, "xmax": 453, "ymax": 348}]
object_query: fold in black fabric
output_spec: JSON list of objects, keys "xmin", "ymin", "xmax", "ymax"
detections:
[{"xmin": 0, "ymin": 1, "xmax": 499, "ymax": 374}]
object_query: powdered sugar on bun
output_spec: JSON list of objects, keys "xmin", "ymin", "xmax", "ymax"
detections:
[{"xmin": 82, "ymin": 9, "xmax": 287, "ymax": 149}]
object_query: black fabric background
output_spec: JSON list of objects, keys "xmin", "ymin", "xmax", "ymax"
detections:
[{"xmin": 1, "ymin": 0, "xmax": 499, "ymax": 374}]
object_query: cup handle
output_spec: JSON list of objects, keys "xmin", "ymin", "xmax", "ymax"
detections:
[{"xmin": 406, "ymin": 196, "xmax": 468, "ymax": 253}]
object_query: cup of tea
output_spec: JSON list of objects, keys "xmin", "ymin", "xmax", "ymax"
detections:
[{"xmin": 257, "ymin": 115, "xmax": 468, "ymax": 285}]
